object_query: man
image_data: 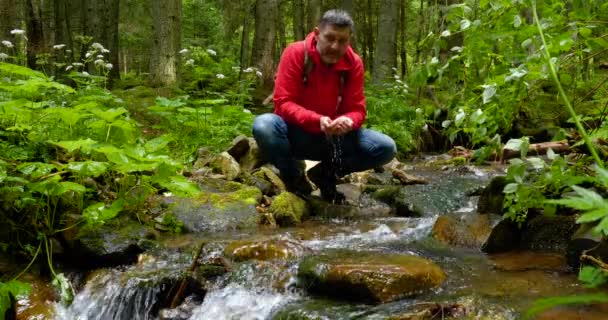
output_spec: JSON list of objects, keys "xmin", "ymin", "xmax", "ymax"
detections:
[{"xmin": 252, "ymin": 9, "xmax": 396, "ymax": 203}]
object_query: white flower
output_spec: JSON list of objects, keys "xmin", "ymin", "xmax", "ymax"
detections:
[
  {"xmin": 91, "ymin": 42, "xmax": 105, "ymax": 51},
  {"xmin": 415, "ymin": 108, "xmax": 422, "ymax": 114},
  {"xmin": 440, "ymin": 30, "xmax": 451, "ymax": 37},
  {"xmin": 393, "ymin": 74, "xmax": 400, "ymax": 80},
  {"xmin": 243, "ymin": 109, "xmax": 252, "ymax": 114},
  {"xmin": 442, "ymin": 120, "xmax": 452, "ymax": 128},
  {"xmin": 422, "ymin": 124, "xmax": 429, "ymax": 131},
  {"xmin": 96, "ymin": 54, "xmax": 104, "ymax": 58},
  {"xmin": 2, "ymin": 40, "xmax": 13, "ymax": 48},
  {"xmin": 94, "ymin": 59, "xmax": 104, "ymax": 66},
  {"xmin": 85, "ymin": 52, "xmax": 92, "ymax": 58},
  {"xmin": 0, "ymin": 53, "xmax": 8, "ymax": 61},
  {"xmin": 450, "ymin": 46, "xmax": 463, "ymax": 52},
  {"xmin": 216, "ymin": 73, "xmax": 225, "ymax": 79},
  {"xmin": 179, "ymin": 49, "xmax": 189, "ymax": 54},
  {"xmin": 185, "ymin": 59, "xmax": 194, "ymax": 66},
  {"xmin": 53, "ymin": 44, "xmax": 66, "ymax": 50},
  {"xmin": 395, "ymin": 79, "xmax": 403, "ymax": 84},
  {"xmin": 65, "ymin": 65, "xmax": 73, "ymax": 71},
  {"xmin": 72, "ymin": 62, "xmax": 84, "ymax": 67},
  {"xmin": 101, "ymin": 48, "xmax": 110, "ymax": 53},
  {"xmin": 430, "ymin": 57, "xmax": 439, "ymax": 64},
  {"xmin": 243, "ymin": 67, "xmax": 254, "ymax": 73},
  {"xmin": 104, "ymin": 63, "xmax": 113, "ymax": 70},
  {"xmin": 256, "ymin": 70, "xmax": 263, "ymax": 77},
  {"xmin": 206, "ymin": 49, "xmax": 217, "ymax": 56},
  {"xmin": 10, "ymin": 29, "xmax": 25, "ymax": 35},
  {"xmin": 82, "ymin": 71, "xmax": 90, "ymax": 76},
  {"xmin": 231, "ymin": 66, "xmax": 240, "ymax": 71}
]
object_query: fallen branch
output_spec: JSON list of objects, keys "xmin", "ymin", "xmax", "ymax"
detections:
[
  {"xmin": 502, "ymin": 140, "xmax": 569, "ymax": 161},
  {"xmin": 169, "ymin": 241, "xmax": 206, "ymax": 309},
  {"xmin": 581, "ymin": 253, "xmax": 608, "ymax": 272}
]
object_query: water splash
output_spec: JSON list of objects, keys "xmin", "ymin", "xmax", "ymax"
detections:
[{"xmin": 188, "ymin": 283, "xmax": 294, "ymax": 320}]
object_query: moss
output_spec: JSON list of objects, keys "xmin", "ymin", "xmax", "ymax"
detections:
[{"xmin": 269, "ymin": 192, "xmax": 309, "ymax": 226}]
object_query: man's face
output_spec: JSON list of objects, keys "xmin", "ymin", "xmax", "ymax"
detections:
[{"xmin": 314, "ymin": 24, "xmax": 351, "ymax": 65}]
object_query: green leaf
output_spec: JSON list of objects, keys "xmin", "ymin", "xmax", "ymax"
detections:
[
  {"xmin": 0, "ymin": 280, "xmax": 31, "ymax": 318},
  {"xmin": 593, "ymin": 216, "xmax": 608, "ymax": 236},
  {"xmin": 504, "ymin": 138, "xmax": 523, "ymax": 151},
  {"xmin": 66, "ymin": 161, "xmax": 108, "ymax": 177},
  {"xmin": 579, "ymin": 27, "xmax": 592, "ymax": 38},
  {"xmin": 53, "ymin": 181, "xmax": 86, "ymax": 196},
  {"xmin": 578, "ymin": 266, "xmax": 608, "ymax": 288},
  {"xmin": 0, "ymin": 62, "xmax": 47, "ymax": 79},
  {"xmin": 17, "ymin": 162, "xmax": 57, "ymax": 179},
  {"xmin": 526, "ymin": 157, "xmax": 546, "ymax": 170},
  {"xmin": 575, "ymin": 208, "xmax": 608, "ymax": 223},
  {"xmin": 89, "ymin": 107, "xmax": 128, "ymax": 123},
  {"xmin": 53, "ymin": 139, "xmax": 98, "ymax": 153},
  {"xmin": 525, "ymin": 293, "xmax": 608, "ymax": 319},
  {"xmin": 503, "ymin": 183, "xmax": 519, "ymax": 194},
  {"xmin": 144, "ymin": 135, "xmax": 174, "ymax": 153},
  {"xmin": 83, "ymin": 198, "xmax": 125, "ymax": 225},
  {"xmin": 51, "ymin": 273, "xmax": 75, "ymax": 306}
]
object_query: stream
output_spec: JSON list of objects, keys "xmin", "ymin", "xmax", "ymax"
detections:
[{"xmin": 17, "ymin": 163, "xmax": 608, "ymax": 319}]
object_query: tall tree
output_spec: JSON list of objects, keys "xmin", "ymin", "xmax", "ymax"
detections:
[
  {"xmin": 372, "ymin": 0, "xmax": 399, "ymax": 84},
  {"xmin": 252, "ymin": 0, "xmax": 277, "ymax": 99},
  {"xmin": 240, "ymin": 0, "xmax": 252, "ymax": 70},
  {"xmin": 0, "ymin": 0, "xmax": 18, "ymax": 39},
  {"xmin": 25, "ymin": 0, "xmax": 44, "ymax": 69},
  {"xmin": 150, "ymin": 0, "xmax": 182, "ymax": 87},
  {"xmin": 399, "ymin": 0, "xmax": 408, "ymax": 78},
  {"xmin": 292, "ymin": 0, "xmax": 305, "ymax": 40},
  {"xmin": 341, "ymin": 0, "xmax": 357, "ymax": 51},
  {"xmin": 307, "ymin": 0, "xmax": 321, "ymax": 32}
]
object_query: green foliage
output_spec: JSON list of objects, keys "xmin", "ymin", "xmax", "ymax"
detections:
[
  {"xmin": 578, "ymin": 266, "xmax": 608, "ymax": 288},
  {"xmin": 365, "ymin": 75, "xmax": 426, "ymax": 156},
  {"xmin": 525, "ymin": 293, "xmax": 608, "ymax": 319},
  {"xmin": 0, "ymin": 280, "xmax": 31, "ymax": 317}
]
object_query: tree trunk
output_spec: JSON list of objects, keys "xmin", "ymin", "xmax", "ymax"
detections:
[
  {"xmin": 240, "ymin": 1, "xmax": 251, "ymax": 70},
  {"xmin": 341, "ymin": 0, "xmax": 357, "ymax": 51},
  {"xmin": 307, "ymin": 0, "xmax": 321, "ymax": 31},
  {"xmin": 399, "ymin": 0, "xmax": 407, "ymax": 78},
  {"xmin": 372, "ymin": 0, "xmax": 399, "ymax": 85},
  {"xmin": 277, "ymin": 0, "xmax": 286, "ymax": 52},
  {"xmin": 150, "ymin": 0, "xmax": 181, "ymax": 87},
  {"xmin": 365, "ymin": 0, "xmax": 374, "ymax": 72},
  {"xmin": 292, "ymin": 0, "xmax": 305, "ymax": 40},
  {"xmin": 252, "ymin": 0, "xmax": 277, "ymax": 100},
  {"xmin": 25, "ymin": 0, "xmax": 44, "ymax": 69},
  {"xmin": 0, "ymin": 0, "xmax": 18, "ymax": 39}
]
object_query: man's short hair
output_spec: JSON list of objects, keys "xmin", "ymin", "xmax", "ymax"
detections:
[{"xmin": 319, "ymin": 9, "xmax": 355, "ymax": 32}]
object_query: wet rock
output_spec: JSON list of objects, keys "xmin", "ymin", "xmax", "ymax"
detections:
[
  {"xmin": 253, "ymin": 166, "xmax": 286, "ymax": 195},
  {"xmin": 520, "ymin": 215, "xmax": 577, "ymax": 253},
  {"xmin": 481, "ymin": 219, "xmax": 520, "ymax": 254},
  {"xmin": 192, "ymin": 147, "xmax": 213, "ymax": 170},
  {"xmin": 366, "ymin": 172, "xmax": 394, "ymax": 185},
  {"xmin": 489, "ymin": 251, "xmax": 568, "ymax": 272},
  {"xmin": 224, "ymin": 239, "xmax": 308, "ymax": 262},
  {"xmin": 268, "ymin": 192, "xmax": 309, "ymax": 226},
  {"xmin": 391, "ymin": 168, "xmax": 427, "ymax": 185},
  {"xmin": 69, "ymin": 216, "xmax": 152, "ymax": 268},
  {"xmin": 431, "ymin": 214, "xmax": 492, "ymax": 248},
  {"xmin": 272, "ymin": 299, "xmax": 365, "ymax": 320},
  {"xmin": 298, "ymin": 250, "xmax": 446, "ymax": 303},
  {"xmin": 207, "ymin": 151, "xmax": 241, "ymax": 181},
  {"xmin": 238, "ymin": 172, "xmax": 273, "ymax": 195},
  {"xmin": 226, "ymin": 135, "xmax": 265, "ymax": 173},
  {"xmin": 477, "ymin": 176, "xmax": 508, "ymax": 215},
  {"xmin": 15, "ymin": 273, "xmax": 57, "ymax": 320},
  {"xmin": 308, "ymin": 196, "xmax": 392, "ymax": 219},
  {"xmin": 166, "ymin": 178, "xmax": 262, "ymax": 233}
]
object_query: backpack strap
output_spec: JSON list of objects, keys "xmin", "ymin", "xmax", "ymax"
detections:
[{"xmin": 302, "ymin": 42, "xmax": 314, "ymax": 87}]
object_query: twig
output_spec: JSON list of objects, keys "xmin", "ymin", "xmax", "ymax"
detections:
[
  {"xmin": 169, "ymin": 241, "xmax": 206, "ymax": 309},
  {"xmin": 581, "ymin": 253, "xmax": 608, "ymax": 271}
]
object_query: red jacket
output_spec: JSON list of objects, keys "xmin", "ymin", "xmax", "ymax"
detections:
[{"xmin": 273, "ymin": 32, "xmax": 366, "ymax": 134}]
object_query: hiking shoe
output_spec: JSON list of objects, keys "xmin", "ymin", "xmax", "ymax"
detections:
[
  {"xmin": 281, "ymin": 173, "xmax": 313, "ymax": 198},
  {"xmin": 307, "ymin": 163, "xmax": 346, "ymax": 204}
]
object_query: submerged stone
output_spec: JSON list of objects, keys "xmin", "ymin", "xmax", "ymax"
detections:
[
  {"xmin": 432, "ymin": 214, "xmax": 493, "ymax": 248},
  {"xmin": 298, "ymin": 250, "xmax": 446, "ymax": 303},
  {"xmin": 224, "ymin": 238, "xmax": 308, "ymax": 262}
]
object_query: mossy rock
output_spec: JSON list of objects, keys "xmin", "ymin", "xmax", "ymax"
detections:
[
  {"xmin": 268, "ymin": 192, "xmax": 310, "ymax": 226},
  {"xmin": 432, "ymin": 214, "xmax": 492, "ymax": 248},
  {"xmin": 477, "ymin": 176, "xmax": 508, "ymax": 215},
  {"xmin": 70, "ymin": 215, "xmax": 154, "ymax": 268},
  {"xmin": 224, "ymin": 239, "xmax": 308, "ymax": 262},
  {"xmin": 166, "ymin": 178, "xmax": 262, "ymax": 233},
  {"xmin": 298, "ymin": 250, "xmax": 446, "ymax": 303}
]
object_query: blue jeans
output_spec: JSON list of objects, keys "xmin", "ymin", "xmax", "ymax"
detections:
[{"xmin": 252, "ymin": 113, "xmax": 396, "ymax": 180}]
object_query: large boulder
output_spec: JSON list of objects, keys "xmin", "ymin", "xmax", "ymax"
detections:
[
  {"xmin": 298, "ymin": 250, "xmax": 446, "ymax": 303},
  {"xmin": 268, "ymin": 192, "xmax": 309, "ymax": 226},
  {"xmin": 165, "ymin": 178, "xmax": 262, "ymax": 233}
]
